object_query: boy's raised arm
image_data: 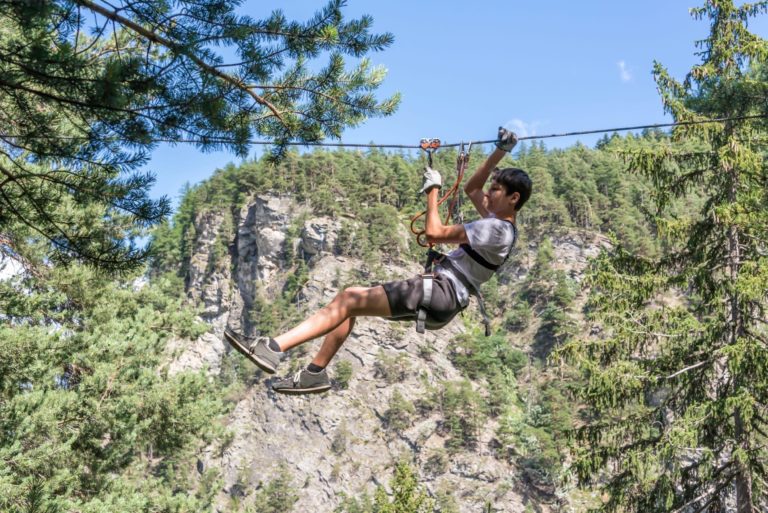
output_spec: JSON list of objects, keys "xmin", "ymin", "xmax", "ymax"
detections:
[
  {"xmin": 463, "ymin": 127, "xmax": 517, "ymax": 218},
  {"xmin": 419, "ymin": 167, "xmax": 469, "ymax": 245}
]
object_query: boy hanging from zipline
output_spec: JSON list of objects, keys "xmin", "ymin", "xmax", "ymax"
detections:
[{"xmin": 224, "ymin": 127, "xmax": 532, "ymax": 394}]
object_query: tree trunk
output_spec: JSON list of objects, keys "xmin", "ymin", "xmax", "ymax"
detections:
[{"xmin": 727, "ymin": 151, "xmax": 752, "ymax": 512}]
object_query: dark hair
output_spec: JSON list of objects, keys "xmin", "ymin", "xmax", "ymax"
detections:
[{"xmin": 493, "ymin": 167, "xmax": 532, "ymax": 211}]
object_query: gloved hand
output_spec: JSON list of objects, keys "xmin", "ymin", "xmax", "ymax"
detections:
[
  {"xmin": 419, "ymin": 166, "xmax": 442, "ymax": 194},
  {"xmin": 495, "ymin": 127, "xmax": 518, "ymax": 152}
]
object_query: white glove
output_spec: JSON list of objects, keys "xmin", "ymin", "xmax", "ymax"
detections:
[
  {"xmin": 419, "ymin": 166, "xmax": 442, "ymax": 194},
  {"xmin": 495, "ymin": 127, "xmax": 518, "ymax": 152}
]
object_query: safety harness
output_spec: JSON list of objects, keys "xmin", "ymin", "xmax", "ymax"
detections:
[
  {"xmin": 410, "ymin": 140, "xmax": 517, "ymax": 336},
  {"xmin": 416, "ymin": 222, "xmax": 517, "ymax": 336}
]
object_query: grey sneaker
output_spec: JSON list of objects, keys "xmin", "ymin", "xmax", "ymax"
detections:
[
  {"xmin": 272, "ymin": 368, "xmax": 332, "ymax": 395},
  {"xmin": 223, "ymin": 328, "xmax": 281, "ymax": 374}
]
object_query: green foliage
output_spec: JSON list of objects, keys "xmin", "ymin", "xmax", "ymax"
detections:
[
  {"xmin": 334, "ymin": 491, "xmax": 375, "ymax": 513},
  {"xmin": 450, "ymin": 332, "xmax": 528, "ymax": 381},
  {"xmin": 335, "ymin": 462, "xmax": 433, "ymax": 513},
  {"xmin": 335, "ymin": 360, "xmax": 354, "ymax": 390},
  {"xmin": 436, "ymin": 380, "xmax": 486, "ymax": 452},
  {"xmin": 503, "ymin": 300, "xmax": 533, "ymax": 332},
  {"xmin": 0, "ymin": 264, "xmax": 223, "ymax": 511},
  {"xmin": 517, "ymin": 140, "xmax": 657, "ymax": 257},
  {"xmin": 485, "ymin": 369, "xmax": 520, "ymax": 417},
  {"xmin": 374, "ymin": 462, "xmax": 435, "ymax": 513},
  {"xmin": 0, "ymin": 1, "xmax": 398, "ymax": 271},
  {"xmin": 249, "ymin": 285, "xmax": 280, "ymax": 336},
  {"xmin": 249, "ymin": 465, "xmax": 300, "ymax": 513},
  {"xmin": 495, "ymin": 380, "xmax": 574, "ymax": 487},
  {"xmin": 556, "ymin": 3, "xmax": 768, "ymax": 511},
  {"xmin": 509, "ymin": 238, "xmax": 580, "ymax": 357},
  {"xmin": 358, "ymin": 205, "xmax": 408, "ymax": 262},
  {"xmin": 521, "ymin": 239, "xmax": 577, "ymax": 309},
  {"xmin": 248, "ymin": 256, "xmax": 311, "ymax": 337},
  {"xmin": 375, "ymin": 350, "xmax": 411, "ymax": 384},
  {"xmin": 385, "ymin": 389, "xmax": 416, "ymax": 433}
]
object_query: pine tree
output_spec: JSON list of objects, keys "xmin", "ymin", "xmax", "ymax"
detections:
[
  {"xmin": 558, "ymin": 2, "xmax": 768, "ymax": 511},
  {"xmin": 0, "ymin": 0, "xmax": 399, "ymax": 271},
  {"xmin": 373, "ymin": 462, "xmax": 434, "ymax": 513},
  {"xmin": 0, "ymin": 264, "xmax": 224, "ymax": 511}
]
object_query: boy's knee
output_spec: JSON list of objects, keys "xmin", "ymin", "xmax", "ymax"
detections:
[
  {"xmin": 337, "ymin": 287, "xmax": 369, "ymax": 308},
  {"xmin": 340, "ymin": 286, "xmax": 363, "ymax": 301}
]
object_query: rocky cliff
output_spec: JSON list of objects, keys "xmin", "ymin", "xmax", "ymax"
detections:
[{"xmin": 166, "ymin": 194, "xmax": 610, "ymax": 512}]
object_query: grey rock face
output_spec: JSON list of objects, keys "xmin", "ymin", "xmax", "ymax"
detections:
[
  {"xmin": 166, "ymin": 332, "xmax": 227, "ymax": 377},
  {"xmin": 300, "ymin": 217, "xmax": 341, "ymax": 260},
  {"xmin": 235, "ymin": 196, "xmax": 297, "ymax": 302},
  {"xmin": 511, "ymin": 230, "xmax": 610, "ymax": 283},
  {"xmin": 548, "ymin": 231, "xmax": 610, "ymax": 280},
  {"xmin": 186, "ymin": 210, "xmax": 230, "ymax": 321}
]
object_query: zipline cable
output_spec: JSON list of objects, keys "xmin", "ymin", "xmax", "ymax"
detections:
[
  {"xmin": 468, "ymin": 114, "xmax": 768, "ymax": 146},
  {"xmin": 1, "ymin": 114, "xmax": 765, "ymax": 149}
]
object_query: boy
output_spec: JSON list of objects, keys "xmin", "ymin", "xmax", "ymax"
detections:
[{"xmin": 224, "ymin": 127, "xmax": 532, "ymax": 394}]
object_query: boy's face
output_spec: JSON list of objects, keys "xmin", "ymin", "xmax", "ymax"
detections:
[{"xmin": 484, "ymin": 179, "xmax": 519, "ymax": 216}]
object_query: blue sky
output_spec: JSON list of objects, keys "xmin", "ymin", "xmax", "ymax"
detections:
[{"xmin": 146, "ymin": 1, "xmax": 768, "ymax": 209}]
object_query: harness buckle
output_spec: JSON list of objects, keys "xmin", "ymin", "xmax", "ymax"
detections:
[{"xmin": 424, "ymin": 247, "xmax": 444, "ymax": 272}]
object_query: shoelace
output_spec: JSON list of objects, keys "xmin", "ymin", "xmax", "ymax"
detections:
[{"xmin": 247, "ymin": 337, "xmax": 263, "ymax": 354}]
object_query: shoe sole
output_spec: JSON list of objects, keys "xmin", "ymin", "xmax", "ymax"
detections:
[
  {"xmin": 273, "ymin": 384, "xmax": 332, "ymax": 395},
  {"xmin": 223, "ymin": 330, "xmax": 277, "ymax": 374}
]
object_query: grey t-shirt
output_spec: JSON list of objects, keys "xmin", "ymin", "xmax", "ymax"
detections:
[{"xmin": 436, "ymin": 217, "xmax": 517, "ymax": 306}]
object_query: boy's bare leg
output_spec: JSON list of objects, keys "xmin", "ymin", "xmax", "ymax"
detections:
[
  {"xmin": 274, "ymin": 285, "xmax": 390, "ymax": 352},
  {"xmin": 310, "ymin": 317, "xmax": 356, "ymax": 368}
]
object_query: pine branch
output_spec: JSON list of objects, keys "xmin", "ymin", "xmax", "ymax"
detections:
[
  {"xmin": 0, "ymin": 164, "xmax": 148, "ymax": 269},
  {"xmin": 74, "ymin": 0, "xmax": 284, "ymax": 122},
  {"xmin": 682, "ymin": 474, "xmax": 735, "ymax": 513},
  {"xmin": 665, "ymin": 360, "xmax": 712, "ymax": 380}
]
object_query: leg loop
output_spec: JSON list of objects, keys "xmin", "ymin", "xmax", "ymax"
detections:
[{"xmin": 415, "ymin": 273, "xmax": 434, "ymax": 334}]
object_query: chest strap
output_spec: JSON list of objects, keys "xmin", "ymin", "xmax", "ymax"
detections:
[{"xmin": 459, "ymin": 243, "xmax": 499, "ymax": 271}]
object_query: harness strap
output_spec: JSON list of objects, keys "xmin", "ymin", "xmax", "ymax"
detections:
[
  {"xmin": 459, "ymin": 243, "xmax": 499, "ymax": 271},
  {"xmin": 423, "ymin": 247, "xmax": 443, "ymax": 272},
  {"xmin": 474, "ymin": 288, "xmax": 492, "ymax": 337},
  {"xmin": 416, "ymin": 273, "xmax": 434, "ymax": 334}
]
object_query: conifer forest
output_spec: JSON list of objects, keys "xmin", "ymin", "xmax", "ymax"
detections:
[{"xmin": 1, "ymin": 1, "xmax": 767, "ymax": 512}]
